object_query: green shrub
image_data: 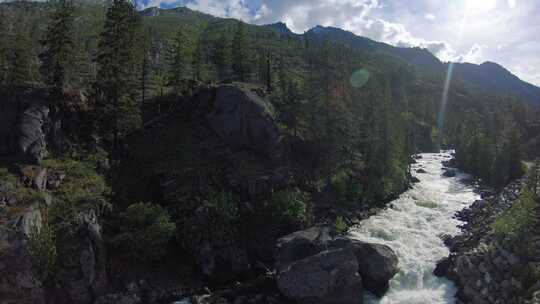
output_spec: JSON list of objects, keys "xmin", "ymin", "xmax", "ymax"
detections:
[
  {"xmin": 43, "ymin": 158, "xmax": 110, "ymax": 211},
  {"xmin": 208, "ymin": 191, "xmax": 238, "ymax": 222},
  {"xmin": 331, "ymin": 171, "xmax": 348, "ymax": 201},
  {"xmin": 27, "ymin": 208, "xmax": 57, "ymax": 282},
  {"xmin": 334, "ymin": 216, "xmax": 348, "ymax": 235},
  {"xmin": 493, "ymin": 188, "xmax": 536, "ymax": 250},
  {"xmin": 330, "ymin": 171, "xmax": 363, "ymax": 204},
  {"xmin": 114, "ymin": 202, "xmax": 176, "ymax": 261},
  {"xmin": 270, "ymin": 189, "xmax": 309, "ymax": 224}
]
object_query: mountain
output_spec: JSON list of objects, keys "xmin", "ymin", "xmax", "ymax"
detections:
[
  {"xmin": 265, "ymin": 22, "xmax": 296, "ymax": 37},
  {"xmin": 300, "ymin": 24, "xmax": 539, "ymax": 105},
  {"xmin": 451, "ymin": 61, "xmax": 540, "ymax": 103}
]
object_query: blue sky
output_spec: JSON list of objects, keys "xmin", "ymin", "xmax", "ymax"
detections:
[{"xmin": 135, "ymin": 0, "xmax": 540, "ymax": 86}]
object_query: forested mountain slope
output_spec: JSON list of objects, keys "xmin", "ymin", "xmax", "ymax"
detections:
[{"xmin": 0, "ymin": 1, "xmax": 539, "ymax": 303}]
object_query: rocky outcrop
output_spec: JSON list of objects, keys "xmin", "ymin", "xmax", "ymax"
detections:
[
  {"xmin": 54, "ymin": 209, "xmax": 108, "ymax": 304},
  {"xmin": 0, "ymin": 190, "xmax": 107, "ymax": 304},
  {"xmin": 275, "ymin": 226, "xmax": 398, "ymax": 303},
  {"xmin": 436, "ymin": 178, "xmax": 533, "ymax": 303},
  {"xmin": 0, "ymin": 203, "xmax": 46, "ymax": 304},
  {"xmin": 349, "ymin": 241, "xmax": 398, "ymax": 296},
  {"xmin": 277, "ymin": 248, "xmax": 363, "ymax": 304},
  {"xmin": 203, "ymin": 84, "xmax": 282, "ymax": 159},
  {"xmin": 18, "ymin": 105, "xmax": 49, "ymax": 165}
]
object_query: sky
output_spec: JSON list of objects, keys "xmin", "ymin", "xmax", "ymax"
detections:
[{"xmin": 134, "ymin": 0, "xmax": 540, "ymax": 87}]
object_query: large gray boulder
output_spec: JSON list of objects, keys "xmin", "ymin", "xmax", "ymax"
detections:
[
  {"xmin": 277, "ymin": 248, "xmax": 363, "ymax": 304},
  {"xmin": 348, "ymin": 240, "xmax": 398, "ymax": 296},
  {"xmin": 18, "ymin": 105, "xmax": 49, "ymax": 165},
  {"xmin": 275, "ymin": 226, "xmax": 398, "ymax": 301},
  {"xmin": 205, "ymin": 85, "xmax": 281, "ymax": 158}
]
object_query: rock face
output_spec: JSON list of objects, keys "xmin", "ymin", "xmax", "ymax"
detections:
[
  {"xmin": 54, "ymin": 209, "xmax": 108, "ymax": 304},
  {"xmin": 277, "ymin": 248, "xmax": 363, "ymax": 304},
  {"xmin": 0, "ymin": 203, "xmax": 45, "ymax": 304},
  {"xmin": 205, "ymin": 85, "xmax": 282, "ymax": 159},
  {"xmin": 0, "ymin": 200, "xmax": 107, "ymax": 304},
  {"xmin": 18, "ymin": 105, "xmax": 49, "ymax": 165},
  {"xmin": 349, "ymin": 240, "xmax": 398, "ymax": 296},
  {"xmin": 275, "ymin": 226, "xmax": 398, "ymax": 303},
  {"xmin": 438, "ymin": 178, "xmax": 534, "ymax": 303}
]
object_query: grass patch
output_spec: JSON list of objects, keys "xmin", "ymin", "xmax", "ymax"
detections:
[{"xmin": 43, "ymin": 158, "xmax": 110, "ymax": 210}]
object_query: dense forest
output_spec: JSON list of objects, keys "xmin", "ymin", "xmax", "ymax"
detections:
[{"xmin": 0, "ymin": 0, "xmax": 540, "ymax": 303}]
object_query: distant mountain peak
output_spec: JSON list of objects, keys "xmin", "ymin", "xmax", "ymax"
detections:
[{"xmin": 265, "ymin": 21, "xmax": 294, "ymax": 36}]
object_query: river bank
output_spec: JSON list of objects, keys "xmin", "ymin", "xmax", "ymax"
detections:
[{"xmin": 435, "ymin": 171, "xmax": 540, "ymax": 303}]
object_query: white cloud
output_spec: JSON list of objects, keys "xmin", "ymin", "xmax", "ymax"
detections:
[
  {"xmin": 187, "ymin": 0, "xmax": 252, "ymax": 21},
  {"xmin": 457, "ymin": 44, "xmax": 486, "ymax": 64},
  {"xmin": 508, "ymin": 0, "xmax": 516, "ymax": 8},
  {"xmin": 424, "ymin": 13, "xmax": 435, "ymax": 20}
]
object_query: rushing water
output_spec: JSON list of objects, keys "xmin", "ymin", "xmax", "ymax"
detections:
[{"xmin": 350, "ymin": 152, "xmax": 480, "ymax": 304}]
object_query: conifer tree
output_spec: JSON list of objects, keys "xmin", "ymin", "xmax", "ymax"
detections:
[
  {"xmin": 213, "ymin": 32, "xmax": 231, "ymax": 80},
  {"xmin": 168, "ymin": 26, "xmax": 192, "ymax": 95},
  {"xmin": 232, "ymin": 21, "xmax": 248, "ymax": 82},
  {"xmin": 95, "ymin": 0, "xmax": 142, "ymax": 152},
  {"xmin": 0, "ymin": 9, "xmax": 8, "ymax": 86},
  {"xmin": 10, "ymin": 17, "xmax": 32, "ymax": 87},
  {"xmin": 39, "ymin": 0, "xmax": 76, "ymax": 104},
  {"xmin": 192, "ymin": 36, "xmax": 206, "ymax": 82}
]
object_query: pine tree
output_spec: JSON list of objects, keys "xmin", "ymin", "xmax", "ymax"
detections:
[
  {"xmin": 9, "ymin": 16, "xmax": 32, "ymax": 87},
  {"xmin": 95, "ymin": 0, "xmax": 142, "ymax": 152},
  {"xmin": 213, "ymin": 32, "xmax": 231, "ymax": 80},
  {"xmin": 0, "ymin": 9, "xmax": 8, "ymax": 86},
  {"xmin": 232, "ymin": 21, "xmax": 248, "ymax": 82},
  {"xmin": 193, "ymin": 36, "xmax": 206, "ymax": 82},
  {"xmin": 167, "ymin": 26, "xmax": 193, "ymax": 95},
  {"xmin": 39, "ymin": 0, "xmax": 76, "ymax": 104}
]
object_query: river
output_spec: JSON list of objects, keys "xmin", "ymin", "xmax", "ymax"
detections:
[{"xmin": 350, "ymin": 152, "xmax": 479, "ymax": 304}]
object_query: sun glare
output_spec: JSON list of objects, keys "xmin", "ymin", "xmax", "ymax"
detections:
[{"xmin": 466, "ymin": 0, "xmax": 498, "ymax": 15}]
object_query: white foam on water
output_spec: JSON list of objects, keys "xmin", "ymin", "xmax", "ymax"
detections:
[{"xmin": 350, "ymin": 152, "xmax": 479, "ymax": 304}]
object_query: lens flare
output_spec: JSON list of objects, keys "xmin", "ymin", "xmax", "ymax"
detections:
[
  {"xmin": 438, "ymin": 63, "xmax": 455, "ymax": 145},
  {"xmin": 350, "ymin": 69, "xmax": 370, "ymax": 89}
]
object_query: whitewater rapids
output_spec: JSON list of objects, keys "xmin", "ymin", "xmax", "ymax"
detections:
[{"xmin": 350, "ymin": 152, "xmax": 479, "ymax": 304}]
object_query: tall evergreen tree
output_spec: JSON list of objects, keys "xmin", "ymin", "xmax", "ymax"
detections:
[
  {"xmin": 0, "ymin": 9, "xmax": 8, "ymax": 86},
  {"xmin": 167, "ymin": 26, "xmax": 193, "ymax": 95},
  {"xmin": 95, "ymin": 0, "xmax": 142, "ymax": 152},
  {"xmin": 9, "ymin": 16, "xmax": 32, "ymax": 87},
  {"xmin": 232, "ymin": 21, "xmax": 248, "ymax": 82},
  {"xmin": 192, "ymin": 36, "xmax": 206, "ymax": 82},
  {"xmin": 39, "ymin": 0, "xmax": 76, "ymax": 104},
  {"xmin": 213, "ymin": 32, "xmax": 231, "ymax": 80}
]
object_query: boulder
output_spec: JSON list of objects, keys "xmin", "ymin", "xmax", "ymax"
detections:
[
  {"xmin": 18, "ymin": 105, "xmax": 49, "ymax": 165},
  {"xmin": 276, "ymin": 248, "xmax": 363, "ymax": 304},
  {"xmin": 205, "ymin": 85, "xmax": 282, "ymax": 158},
  {"xmin": 20, "ymin": 165, "xmax": 48, "ymax": 190},
  {"xmin": 348, "ymin": 240, "xmax": 398, "ymax": 296},
  {"xmin": 416, "ymin": 169, "xmax": 427, "ymax": 174},
  {"xmin": 275, "ymin": 226, "xmax": 334, "ymax": 269},
  {"xmin": 275, "ymin": 226, "xmax": 398, "ymax": 301},
  {"xmin": 434, "ymin": 257, "xmax": 451, "ymax": 277},
  {"xmin": 443, "ymin": 170, "xmax": 457, "ymax": 177}
]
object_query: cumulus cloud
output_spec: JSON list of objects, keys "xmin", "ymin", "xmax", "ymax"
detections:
[
  {"xmin": 136, "ymin": 0, "xmax": 488, "ymax": 65},
  {"xmin": 186, "ymin": 0, "xmax": 253, "ymax": 21},
  {"xmin": 456, "ymin": 44, "xmax": 486, "ymax": 64}
]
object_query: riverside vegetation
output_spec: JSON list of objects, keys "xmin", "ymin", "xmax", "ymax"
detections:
[{"xmin": 0, "ymin": 0, "xmax": 539, "ymax": 303}]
